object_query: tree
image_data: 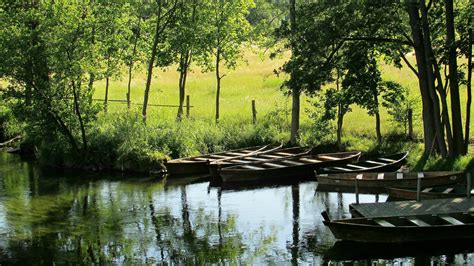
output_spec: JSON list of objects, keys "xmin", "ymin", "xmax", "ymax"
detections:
[
  {"xmin": 167, "ymin": 0, "xmax": 200, "ymax": 121},
  {"xmin": 95, "ymin": 2, "xmax": 132, "ymax": 113},
  {"xmin": 142, "ymin": 0, "xmax": 179, "ymax": 122},
  {"xmin": 199, "ymin": 0, "xmax": 254, "ymax": 123},
  {"xmin": 0, "ymin": 1, "xmax": 101, "ymax": 157}
]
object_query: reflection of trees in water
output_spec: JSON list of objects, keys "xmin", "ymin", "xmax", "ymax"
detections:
[{"xmin": 0, "ymin": 170, "xmax": 274, "ymax": 264}]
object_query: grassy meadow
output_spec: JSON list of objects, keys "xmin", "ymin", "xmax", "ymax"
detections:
[{"xmin": 94, "ymin": 50, "xmax": 431, "ymax": 137}]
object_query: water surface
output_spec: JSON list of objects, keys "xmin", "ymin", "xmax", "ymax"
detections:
[{"xmin": 0, "ymin": 152, "xmax": 472, "ymax": 264}]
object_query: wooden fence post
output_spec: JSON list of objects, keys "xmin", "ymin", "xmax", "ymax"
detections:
[
  {"xmin": 186, "ymin": 95, "xmax": 190, "ymax": 118},
  {"xmin": 252, "ymin": 99, "xmax": 257, "ymax": 124},
  {"xmin": 407, "ymin": 108, "xmax": 413, "ymax": 140}
]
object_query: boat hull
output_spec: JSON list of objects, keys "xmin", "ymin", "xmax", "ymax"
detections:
[
  {"xmin": 386, "ymin": 186, "xmax": 472, "ymax": 200},
  {"xmin": 324, "ymin": 221, "xmax": 474, "ymax": 243},
  {"xmin": 220, "ymin": 152, "xmax": 360, "ymax": 184},
  {"xmin": 165, "ymin": 161, "xmax": 210, "ymax": 176},
  {"xmin": 316, "ymin": 172, "xmax": 463, "ymax": 194}
]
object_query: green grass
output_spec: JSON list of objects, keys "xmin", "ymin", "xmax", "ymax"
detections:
[{"xmin": 95, "ymin": 49, "xmax": 472, "ymax": 140}]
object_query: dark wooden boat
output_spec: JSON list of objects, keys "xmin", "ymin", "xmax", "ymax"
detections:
[
  {"xmin": 319, "ymin": 152, "xmax": 408, "ymax": 174},
  {"xmin": 218, "ymin": 151, "xmax": 361, "ymax": 183},
  {"xmin": 316, "ymin": 171, "xmax": 464, "ymax": 194},
  {"xmin": 165, "ymin": 144, "xmax": 281, "ymax": 176},
  {"xmin": 208, "ymin": 146, "xmax": 313, "ymax": 178},
  {"xmin": 386, "ymin": 183, "xmax": 473, "ymax": 200},
  {"xmin": 324, "ymin": 238, "xmax": 474, "ymax": 261},
  {"xmin": 322, "ymin": 210, "xmax": 474, "ymax": 243}
]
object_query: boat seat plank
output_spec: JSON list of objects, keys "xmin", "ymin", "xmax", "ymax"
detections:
[
  {"xmin": 275, "ymin": 152, "xmax": 295, "ymax": 156},
  {"xmin": 194, "ymin": 158, "xmax": 211, "ymax": 161},
  {"xmin": 210, "ymin": 155, "xmax": 232, "ymax": 159},
  {"xmin": 260, "ymin": 155, "xmax": 284, "ymax": 159},
  {"xmin": 422, "ymin": 188, "xmax": 433, "ymax": 192},
  {"xmin": 299, "ymin": 158, "xmax": 321, "ymax": 163},
  {"xmin": 379, "ymin": 158, "xmax": 397, "ymax": 163},
  {"xmin": 240, "ymin": 165, "xmax": 265, "ymax": 170},
  {"xmin": 373, "ymin": 219, "xmax": 395, "ymax": 227},
  {"xmin": 442, "ymin": 188, "xmax": 454, "ymax": 194},
  {"xmin": 331, "ymin": 166, "xmax": 353, "ymax": 171},
  {"xmin": 318, "ymin": 155, "xmax": 339, "ymax": 160},
  {"xmin": 407, "ymin": 217, "xmax": 430, "ymax": 227},
  {"xmin": 365, "ymin": 160, "xmax": 386, "ymax": 165},
  {"xmin": 262, "ymin": 162, "xmax": 285, "ymax": 168},
  {"xmin": 439, "ymin": 215, "xmax": 464, "ymax": 225},
  {"xmin": 346, "ymin": 164, "xmax": 368, "ymax": 170},
  {"xmin": 227, "ymin": 152, "xmax": 247, "ymax": 156},
  {"xmin": 281, "ymin": 160, "xmax": 305, "ymax": 166}
]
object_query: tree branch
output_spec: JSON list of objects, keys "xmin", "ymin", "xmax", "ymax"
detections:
[
  {"xmin": 343, "ymin": 37, "xmax": 413, "ymax": 47},
  {"xmin": 398, "ymin": 50, "xmax": 419, "ymax": 77}
]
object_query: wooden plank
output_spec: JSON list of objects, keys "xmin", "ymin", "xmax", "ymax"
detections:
[
  {"xmin": 346, "ymin": 164, "xmax": 368, "ymax": 170},
  {"xmin": 407, "ymin": 217, "xmax": 430, "ymax": 227},
  {"xmin": 240, "ymin": 165, "xmax": 265, "ymax": 170},
  {"xmin": 275, "ymin": 152, "xmax": 295, "ymax": 156},
  {"xmin": 350, "ymin": 198, "xmax": 474, "ymax": 218},
  {"xmin": 281, "ymin": 160, "xmax": 305, "ymax": 166},
  {"xmin": 439, "ymin": 215, "xmax": 464, "ymax": 225},
  {"xmin": 442, "ymin": 188, "xmax": 454, "ymax": 194},
  {"xmin": 226, "ymin": 152, "xmax": 247, "ymax": 156},
  {"xmin": 262, "ymin": 162, "xmax": 285, "ymax": 168},
  {"xmin": 299, "ymin": 158, "xmax": 321, "ymax": 163},
  {"xmin": 193, "ymin": 158, "xmax": 211, "ymax": 161},
  {"xmin": 379, "ymin": 158, "xmax": 397, "ymax": 163},
  {"xmin": 318, "ymin": 155, "xmax": 339, "ymax": 160},
  {"xmin": 422, "ymin": 187, "xmax": 433, "ymax": 192},
  {"xmin": 331, "ymin": 166, "xmax": 353, "ymax": 171},
  {"xmin": 373, "ymin": 219, "xmax": 395, "ymax": 227},
  {"xmin": 260, "ymin": 154, "xmax": 284, "ymax": 159},
  {"xmin": 366, "ymin": 160, "xmax": 386, "ymax": 165}
]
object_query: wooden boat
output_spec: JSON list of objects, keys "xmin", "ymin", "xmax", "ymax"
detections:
[
  {"xmin": 386, "ymin": 183, "xmax": 473, "ymax": 200},
  {"xmin": 165, "ymin": 144, "xmax": 281, "ymax": 176},
  {"xmin": 319, "ymin": 152, "xmax": 408, "ymax": 174},
  {"xmin": 218, "ymin": 151, "xmax": 361, "ymax": 183},
  {"xmin": 324, "ymin": 238, "xmax": 474, "ymax": 261},
  {"xmin": 322, "ymin": 210, "xmax": 474, "ymax": 243},
  {"xmin": 316, "ymin": 171, "xmax": 464, "ymax": 194},
  {"xmin": 208, "ymin": 146, "xmax": 313, "ymax": 178}
]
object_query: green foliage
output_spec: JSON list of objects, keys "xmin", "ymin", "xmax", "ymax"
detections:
[{"xmin": 300, "ymin": 97, "xmax": 335, "ymax": 146}]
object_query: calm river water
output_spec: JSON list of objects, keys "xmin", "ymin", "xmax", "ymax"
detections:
[{"xmin": 0, "ymin": 152, "xmax": 473, "ymax": 264}]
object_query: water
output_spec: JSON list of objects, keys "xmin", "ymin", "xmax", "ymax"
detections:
[{"xmin": 0, "ymin": 152, "xmax": 473, "ymax": 265}]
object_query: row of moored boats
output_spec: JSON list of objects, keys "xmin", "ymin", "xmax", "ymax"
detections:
[{"xmin": 164, "ymin": 144, "xmax": 474, "ymax": 243}]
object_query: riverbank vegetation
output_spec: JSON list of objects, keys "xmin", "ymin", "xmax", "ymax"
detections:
[{"xmin": 0, "ymin": 1, "xmax": 472, "ymax": 173}]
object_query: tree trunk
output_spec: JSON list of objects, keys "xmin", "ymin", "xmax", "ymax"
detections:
[
  {"xmin": 465, "ymin": 27, "xmax": 473, "ymax": 153},
  {"xmin": 142, "ymin": 3, "xmax": 163, "ymax": 122},
  {"xmin": 406, "ymin": 2, "xmax": 437, "ymax": 156},
  {"xmin": 215, "ymin": 48, "xmax": 221, "ymax": 123},
  {"xmin": 373, "ymin": 91, "xmax": 382, "ymax": 145},
  {"xmin": 104, "ymin": 75, "xmax": 109, "ymax": 113},
  {"xmin": 127, "ymin": 17, "xmax": 140, "ymax": 110},
  {"xmin": 72, "ymin": 80, "xmax": 87, "ymax": 153},
  {"xmin": 177, "ymin": 51, "xmax": 191, "ymax": 121},
  {"xmin": 337, "ymin": 104, "xmax": 344, "ymax": 147},
  {"xmin": 419, "ymin": 0, "xmax": 448, "ymax": 157},
  {"xmin": 289, "ymin": 0, "xmax": 299, "ymax": 145},
  {"xmin": 445, "ymin": 0, "xmax": 464, "ymax": 156}
]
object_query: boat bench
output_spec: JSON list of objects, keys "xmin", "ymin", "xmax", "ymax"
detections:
[
  {"xmin": 373, "ymin": 219, "xmax": 395, "ymax": 227},
  {"xmin": 439, "ymin": 215, "xmax": 464, "ymax": 225}
]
